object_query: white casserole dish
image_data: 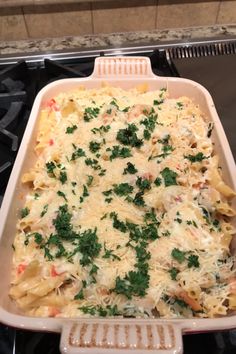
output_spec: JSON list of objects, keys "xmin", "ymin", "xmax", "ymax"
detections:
[{"xmin": 0, "ymin": 56, "xmax": 235, "ymax": 354}]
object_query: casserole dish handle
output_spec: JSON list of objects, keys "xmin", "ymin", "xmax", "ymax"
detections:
[
  {"xmin": 60, "ymin": 320, "xmax": 183, "ymax": 354},
  {"xmin": 91, "ymin": 56, "xmax": 156, "ymax": 79}
]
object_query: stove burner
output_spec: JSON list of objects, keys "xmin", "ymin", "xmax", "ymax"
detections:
[{"xmin": 44, "ymin": 58, "xmax": 87, "ymax": 79}]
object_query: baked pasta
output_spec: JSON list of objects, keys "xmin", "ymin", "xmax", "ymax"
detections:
[{"xmin": 10, "ymin": 85, "xmax": 236, "ymax": 319}]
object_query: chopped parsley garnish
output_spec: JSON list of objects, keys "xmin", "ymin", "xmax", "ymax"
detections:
[
  {"xmin": 171, "ymin": 248, "xmax": 185, "ymax": 263},
  {"xmin": 57, "ymin": 190, "xmax": 68, "ymax": 202},
  {"xmin": 123, "ymin": 162, "xmax": 138, "ymax": 175},
  {"xmin": 187, "ymin": 255, "xmax": 200, "ymax": 268},
  {"xmin": 79, "ymin": 305, "xmax": 96, "ymax": 315},
  {"xmin": 140, "ymin": 110, "xmax": 157, "ymax": 132},
  {"xmin": 86, "ymin": 175, "xmax": 93, "ymax": 186},
  {"xmin": 91, "ymin": 125, "xmax": 110, "ymax": 134},
  {"xmin": 161, "ymin": 167, "xmax": 178, "ymax": 186},
  {"xmin": 153, "ymin": 99, "xmax": 164, "ymax": 105},
  {"xmin": 136, "ymin": 177, "xmax": 151, "ymax": 191},
  {"xmin": 46, "ymin": 161, "xmax": 56, "ymax": 176},
  {"xmin": 110, "ymin": 99, "xmax": 119, "ymax": 109},
  {"xmin": 107, "ymin": 145, "xmax": 132, "ymax": 160},
  {"xmin": 184, "ymin": 152, "xmax": 208, "ymax": 163},
  {"xmin": 89, "ymin": 141, "xmax": 101, "ymax": 153},
  {"xmin": 85, "ymin": 158, "xmax": 98, "ymax": 167},
  {"xmin": 102, "ymin": 189, "xmax": 112, "ymax": 197},
  {"xmin": 105, "ymin": 197, "xmax": 113, "ymax": 203},
  {"xmin": 113, "ymin": 183, "xmax": 134, "ymax": 196},
  {"xmin": 84, "ymin": 107, "xmax": 100, "ymax": 122},
  {"xmin": 53, "ymin": 204, "xmax": 74, "ymax": 240},
  {"xmin": 123, "ymin": 107, "xmax": 130, "ymax": 112},
  {"xmin": 176, "ymin": 102, "xmax": 184, "ymax": 110},
  {"xmin": 80, "ymin": 185, "xmax": 89, "ymax": 203},
  {"xmin": 143, "ymin": 129, "xmax": 151, "ymax": 140},
  {"xmin": 71, "ymin": 147, "xmax": 86, "ymax": 160},
  {"xmin": 66, "ymin": 125, "xmax": 77, "ymax": 134},
  {"xmin": 74, "ymin": 289, "xmax": 84, "ymax": 300},
  {"xmin": 158, "ymin": 134, "xmax": 170, "ymax": 144},
  {"xmin": 79, "ymin": 304, "xmax": 120, "ymax": 317},
  {"xmin": 112, "ymin": 269, "xmax": 149, "ymax": 299},
  {"xmin": 102, "ymin": 243, "xmax": 121, "ymax": 261},
  {"xmin": 116, "ymin": 124, "xmax": 143, "ymax": 148},
  {"xmin": 24, "ymin": 232, "xmax": 43, "ymax": 246},
  {"xmin": 40, "ymin": 204, "xmax": 48, "ymax": 217},
  {"xmin": 133, "ymin": 191, "xmax": 145, "ymax": 207},
  {"xmin": 20, "ymin": 207, "xmax": 29, "ymax": 218},
  {"xmin": 110, "ymin": 212, "xmax": 127, "ymax": 233},
  {"xmin": 34, "ymin": 193, "xmax": 40, "ymax": 200},
  {"xmin": 175, "ymin": 217, "xmax": 182, "ymax": 224},
  {"xmin": 89, "ymin": 264, "xmax": 99, "ymax": 276},
  {"xmin": 59, "ymin": 171, "xmax": 67, "ymax": 184},
  {"xmin": 78, "ymin": 228, "xmax": 102, "ymax": 266},
  {"xmin": 154, "ymin": 177, "xmax": 162, "ymax": 186},
  {"xmin": 144, "ymin": 209, "xmax": 159, "ymax": 224},
  {"xmin": 187, "ymin": 220, "xmax": 198, "ymax": 228},
  {"xmin": 168, "ymin": 267, "xmax": 179, "ymax": 280}
]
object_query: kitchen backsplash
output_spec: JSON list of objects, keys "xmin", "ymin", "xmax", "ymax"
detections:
[{"xmin": 0, "ymin": 0, "xmax": 236, "ymax": 41}]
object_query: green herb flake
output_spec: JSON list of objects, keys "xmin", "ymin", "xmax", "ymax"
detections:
[
  {"xmin": 187, "ymin": 255, "xmax": 200, "ymax": 268},
  {"xmin": 112, "ymin": 269, "xmax": 149, "ymax": 299},
  {"xmin": 110, "ymin": 212, "xmax": 127, "ymax": 233},
  {"xmin": 136, "ymin": 177, "xmax": 151, "ymax": 191},
  {"xmin": 57, "ymin": 190, "xmax": 68, "ymax": 202},
  {"xmin": 171, "ymin": 248, "xmax": 185, "ymax": 263},
  {"xmin": 40, "ymin": 204, "xmax": 49, "ymax": 217},
  {"xmin": 103, "ymin": 243, "xmax": 121, "ymax": 261},
  {"xmin": 113, "ymin": 183, "xmax": 134, "ymax": 196},
  {"xmin": 153, "ymin": 99, "xmax": 164, "ymax": 105},
  {"xmin": 20, "ymin": 207, "xmax": 29, "ymax": 218},
  {"xmin": 133, "ymin": 191, "xmax": 145, "ymax": 207},
  {"xmin": 184, "ymin": 152, "xmax": 207, "ymax": 163},
  {"xmin": 74, "ymin": 289, "xmax": 84, "ymax": 300},
  {"xmin": 34, "ymin": 193, "xmax": 40, "ymax": 200},
  {"xmin": 71, "ymin": 147, "xmax": 86, "ymax": 161},
  {"xmin": 46, "ymin": 161, "xmax": 56, "ymax": 176},
  {"xmin": 79, "ymin": 305, "xmax": 96, "ymax": 315},
  {"xmin": 123, "ymin": 162, "xmax": 138, "ymax": 175},
  {"xmin": 84, "ymin": 107, "xmax": 100, "ymax": 122},
  {"xmin": 158, "ymin": 134, "xmax": 170, "ymax": 144},
  {"xmin": 168, "ymin": 267, "xmax": 179, "ymax": 280},
  {"xmin": 66, "ymin": 125, "xmax": 77, "ymax": 134},
  {"xmin": 161, "ymin": 167, "xmax": 178, "ymax": 186},
  {"xmin": 105, "ymin": 198, "xmax": 113, "ymax": 203},
  {"xmin": 116, "ymin": 123, "xmax": 143, "ymax": 148},
  {"xmin": 78, "ymin": 228, "xmax": 102, "ymax": 266},
  {"xmin": 108, "ymin": 145, "xmax": 132, "ymax": 160},
  {"xmin": 89, "ymin": 141, "xmax": 101, "ymax": 153},
  {"xmin": 154, "ymin": 177, "xmax": 162, "ymax": 186},
  {"xmin": 176, "ymin": 102, "xmax": 184, "ymax": 110},
  {"xmin": 91, "ymin": 125, "xmax": 110, "ymax": 135},
  {"xmin": 59, "ymin": 171, "xmax": 67, "ymax": 184},
  {"xmin": 86, "ymin": 175, "xmax": 94, "ymax": 186}
]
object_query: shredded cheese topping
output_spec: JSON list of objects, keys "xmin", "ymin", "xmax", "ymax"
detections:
[{"xmin": 10, "ymin": 85, "xmax": 236, "ymax": 319}]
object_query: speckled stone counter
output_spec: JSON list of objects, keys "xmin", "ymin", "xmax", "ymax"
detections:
[{"xmin": 0, "ymin": 24, "xmax": 236, "ymax": 55}]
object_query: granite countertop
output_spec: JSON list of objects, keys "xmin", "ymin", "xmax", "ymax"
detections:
[{"xmin": 0, "ymin": 24, "xmax": 236, "ymax": 56}]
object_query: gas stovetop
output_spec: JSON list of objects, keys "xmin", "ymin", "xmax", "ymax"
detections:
[{"xmin": 0, "ymin": 37, "xmax": 236, "ymax": 354}]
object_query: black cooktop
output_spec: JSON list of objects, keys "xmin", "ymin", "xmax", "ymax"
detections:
[{"xmin": 0, "ymin": 45, "xmax": 236, "ymax": 354}]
